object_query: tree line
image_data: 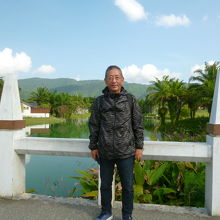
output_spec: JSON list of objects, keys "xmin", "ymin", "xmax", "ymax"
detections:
[
  {"xmin": 139, "ymin": 61, "xmax": 220, "ymax": 126},
  {"xmin": 27, "ymin": 88, "xmax": 94, "ymax": 119}
]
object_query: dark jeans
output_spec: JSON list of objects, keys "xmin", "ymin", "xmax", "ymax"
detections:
[{"xmin": 100, "ymin": 156, "xmax": 134, "ymax": 218}]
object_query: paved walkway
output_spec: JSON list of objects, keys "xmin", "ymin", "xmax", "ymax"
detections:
[{"xmin": 1, "ymin": 194, "xmax": 220, "ymax": 220}]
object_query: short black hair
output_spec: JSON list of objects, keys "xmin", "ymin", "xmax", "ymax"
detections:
[{"xmin": 105, "ymin": 65, "xmax": 123, "ymax": 79}]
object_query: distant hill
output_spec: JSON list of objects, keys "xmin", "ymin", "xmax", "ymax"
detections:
[{"xmin": 18, "ymin": 78, "xmax": 149, "ymax": 100}]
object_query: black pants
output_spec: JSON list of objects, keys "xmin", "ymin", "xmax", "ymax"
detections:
[{"xmin": 100, "ymin": 156, "xmax": 134, "ymax": 218}]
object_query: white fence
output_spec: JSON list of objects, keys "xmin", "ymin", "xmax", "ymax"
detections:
[{"xmin": 0, "ymin": 72, "xmax": 220, "ymax": 216}]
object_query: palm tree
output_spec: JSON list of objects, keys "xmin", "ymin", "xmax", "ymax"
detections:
[
  {"xmin": 29, "ymin": 87, "xmax": 51, "ymax": 106},
  {"xmin": 190, "ymin": 61, "xmax": 220, "ymax": 115},
  {"xmin": 147, "ymin": 76, "xmax": 170, "ymax": 126},
  {"xmin": 50, "ymin": 91, "xmax": 72, "ymax": 117},
  {"xmin": 147, "ymin": 76, "xmax": 187, "ymax": 125},
  {"xmin": 185, "ymin": 83, "xmax": 202, "ymax": 119},
  {"xmin": 166, "ymin": 79, "xmax": 186, "ymax": 124}
]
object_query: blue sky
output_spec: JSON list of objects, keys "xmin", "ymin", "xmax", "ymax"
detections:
[{"xmin": 0, "ymin": 0, "xmax": 219, "ymax": 84}]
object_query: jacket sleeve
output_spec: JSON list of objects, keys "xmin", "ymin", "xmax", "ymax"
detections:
[
  {"xmin": 88, "ymin": 97, "xmax": 100, "ymax": 150},
  {"xmin": 131, "ymin": 96, "xmax": 144, "ymax": 149}
]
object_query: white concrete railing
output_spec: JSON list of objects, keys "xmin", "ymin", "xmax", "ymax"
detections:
[
  {"xmin": 0, "ymin": 72, "xmax": 220, "ymax": 216},
  {"xmin": 14, "ymin": 137, "xmax": 212, "ymax": 162}
]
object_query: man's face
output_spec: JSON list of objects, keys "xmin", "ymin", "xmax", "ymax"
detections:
[{"xmin": 105, "ymin": 68, "xmax": 124, "ymax": 94}]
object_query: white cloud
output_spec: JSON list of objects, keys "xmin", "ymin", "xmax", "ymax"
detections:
[
  {"xmin": 155, "ymin": 14, "xmax": 190, "ymax": 27},
  {"xmin": 0, "ymin": 48, "xmax": 32, "ymax": 75},
  {"xmin": 115, "ymin": 0, "xmax": 148, "ymax": 21},
  {"xmin": 35, "ymin": 65, "xmax": 56, "ymax": 74},
  {"xmin": 72, "ymin": 75, "xmax": 80, "ymax": 81},
  {"xmin": 191, "ymin": 64, "xmax": 203, "ymax": 74},
  {"xmin": 122, "ymin": 64, "xmax": 181, "ymax": 84},
  {"xmin": 207, "ymin": 60, "xmax": 215, "ymax": 65}
]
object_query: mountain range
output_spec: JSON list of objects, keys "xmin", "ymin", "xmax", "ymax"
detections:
[{"xmin": 18, "ymin": 78, "xmax": 149, "ymax": 100}]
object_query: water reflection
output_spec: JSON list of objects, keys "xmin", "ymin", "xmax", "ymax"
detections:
[
  {"xmin": 25, "ymin": 124, "xmax": 50, "ymax": 136},
  {"xmin": 28, "ymin": 119, "xmax": 90, "ymax": 139},
  {"xmin": 27, "ymin": 118, "xmax": 161, "ymax": 141}
]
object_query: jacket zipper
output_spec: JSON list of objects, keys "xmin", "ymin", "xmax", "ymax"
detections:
[{"xmin": 113, "ymin": 98, "xmax": 116, "ymax": 154}]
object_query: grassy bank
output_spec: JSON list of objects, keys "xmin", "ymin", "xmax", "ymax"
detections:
[
  {"xmin": 24, "ymin": 117, "xmax": 65, "ymax": 126},
  {"xmin": 24, "ymin": 113, "xmax": 90, "ymax": 126},
  {"xmin": 196, "ymin": 109, "xmax": 209, "ymax": 117},
  {"xmin": 70, "ymin": 113, "xmax": 90, "ymax": 119}
]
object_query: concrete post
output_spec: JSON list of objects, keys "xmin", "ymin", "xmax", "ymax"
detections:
[
  {"xmin": 205, "ymin": 70, "xmax": 220, "ymax": 215},
  {"xmin": 0, "ymin": 74, "xmax": 26, "ymax": 198}
]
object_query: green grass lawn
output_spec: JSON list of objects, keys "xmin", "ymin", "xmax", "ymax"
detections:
[
  {"xmin": 70, "ymin": 113, "xmax": 90, "ymax": 119},
  {"xmin": 24, "ymin": 117, "xmax": 65, "ymax": 126},
  {"xmin": 24, "ymin": 113, "xmax": 91, "ymax": 126},
  {"xmin": 196, "ymin": 109, "xmax": 209, "ymax": 118}
]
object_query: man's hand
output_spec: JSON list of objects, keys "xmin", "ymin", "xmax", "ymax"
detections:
[
  {"xmin": 135, "ymin": 149, "xmax": 143, "ymax": 160},
  {"xmin": 91, "ymin": 149, "xmax": 99, "ymax": 160}
]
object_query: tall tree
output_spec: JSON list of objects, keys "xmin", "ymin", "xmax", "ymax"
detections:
[
  {"xmin": 147, "ymin": 76, "xmax": 170, "ymax": 126},
  {"xmin": 185, "ymin": 83, "xmax": 202, "ymax": 119},
  {"xmin": 166, "ymin": 79, "xmax": 186, "ymax": 124},
  {"xmin": 29, "ymin": 87, "xmax": 51, "ymax": 106},
  {"xmin": 147, "ymin": 76, "xmax": 187, "ymax": 125},
  {"xmin": 190, "ymin": 61, "xmax": 220, "ymax": 115}
]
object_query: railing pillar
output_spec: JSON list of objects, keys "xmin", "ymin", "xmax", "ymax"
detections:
[
  {"xmin": 0, "ymin": 74, "xmax": 26, "ymax": 198},
  {"xmin": 205, "ymin": 70, "xmax": 220, "ymax": 215}
]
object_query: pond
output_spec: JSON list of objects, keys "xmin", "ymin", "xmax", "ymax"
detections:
[{"xmin": 25, "ymin": 118, "xmax": 160, "ymax": 197}]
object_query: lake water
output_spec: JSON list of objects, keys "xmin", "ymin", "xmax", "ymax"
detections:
[{"xmin": 26, "ymin": 118, "xmax": 160, "ymax": 197}]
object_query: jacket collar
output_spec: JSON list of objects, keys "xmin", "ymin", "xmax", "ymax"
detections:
[{"xmin": 102, "ymin": 86, "xmax": 127, "ymax": 97}]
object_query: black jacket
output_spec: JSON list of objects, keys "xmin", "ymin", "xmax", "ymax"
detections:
[{"xmin": 88, "ymin": 87, "xmax": 144, "ymax": 160}]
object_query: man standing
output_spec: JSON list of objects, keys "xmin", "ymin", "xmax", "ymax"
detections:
[{"xmin": 88, "ymin": 65, "xmax": 144, "ymax": 220}]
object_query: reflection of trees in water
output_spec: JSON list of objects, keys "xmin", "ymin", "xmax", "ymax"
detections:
[
  {"xmin": 144, "ymin": 118, "xmax": 160, "ymax": 132},
  {"xmin": 29, "ymin": 118, "xmax": 163, "ymax": 141},
  {"xmin": 30, "ymin": 120, "xmax": 90, "ymax": 139},
  {"xmin": 144, "ymin": 118, "xmax": 162, "ymax": 141},
  {"xmin": 70, "ymin": 118, "xmax": 88, "ymax": 125}
]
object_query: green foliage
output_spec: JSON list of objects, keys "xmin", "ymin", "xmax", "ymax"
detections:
[
  {"xmin": 147, "ymin": 162, "xmax": 169, "ymax": 185},
  {"xmin": 72, "ymin": 160, "xmax": 205, "ymax": 207},
  {"xmin": 29, "ymin": 87, "xmax": 51, "ymax": 105},
  {"xmin": 134, "ymin": 160, "xmax": 145, "ymax": 185},
  {"xmin": 138, "ymin": 99, "xmax": 155, "ymax": 114},
  {"xmin": 153, "ymin": 188, "xmax": 176, "ymax": 204},
  {"xmin": 190, "ymin": 61, "xmax": 220, "ymax": 115},
  {"xmin": 134, "ymin": 160, "xmax": 205, "ymax": 207},
  {"xmin": 26, "ymin": 86, "xmax": 93, "ymax": 119},
  {"xmin": 69, "ymin": 168, "xmax": 99, "ymax": 200},
  {"xmin": 143, "ymin": 61, "xmax": 219, "ymax": 127},
  {"xmin": 147, "ymin": 75, "xmax": 187, "ymax": 126},
  {"xmin": 161, "ymin": 117, "xmax": 208, "ymax": 142}
]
